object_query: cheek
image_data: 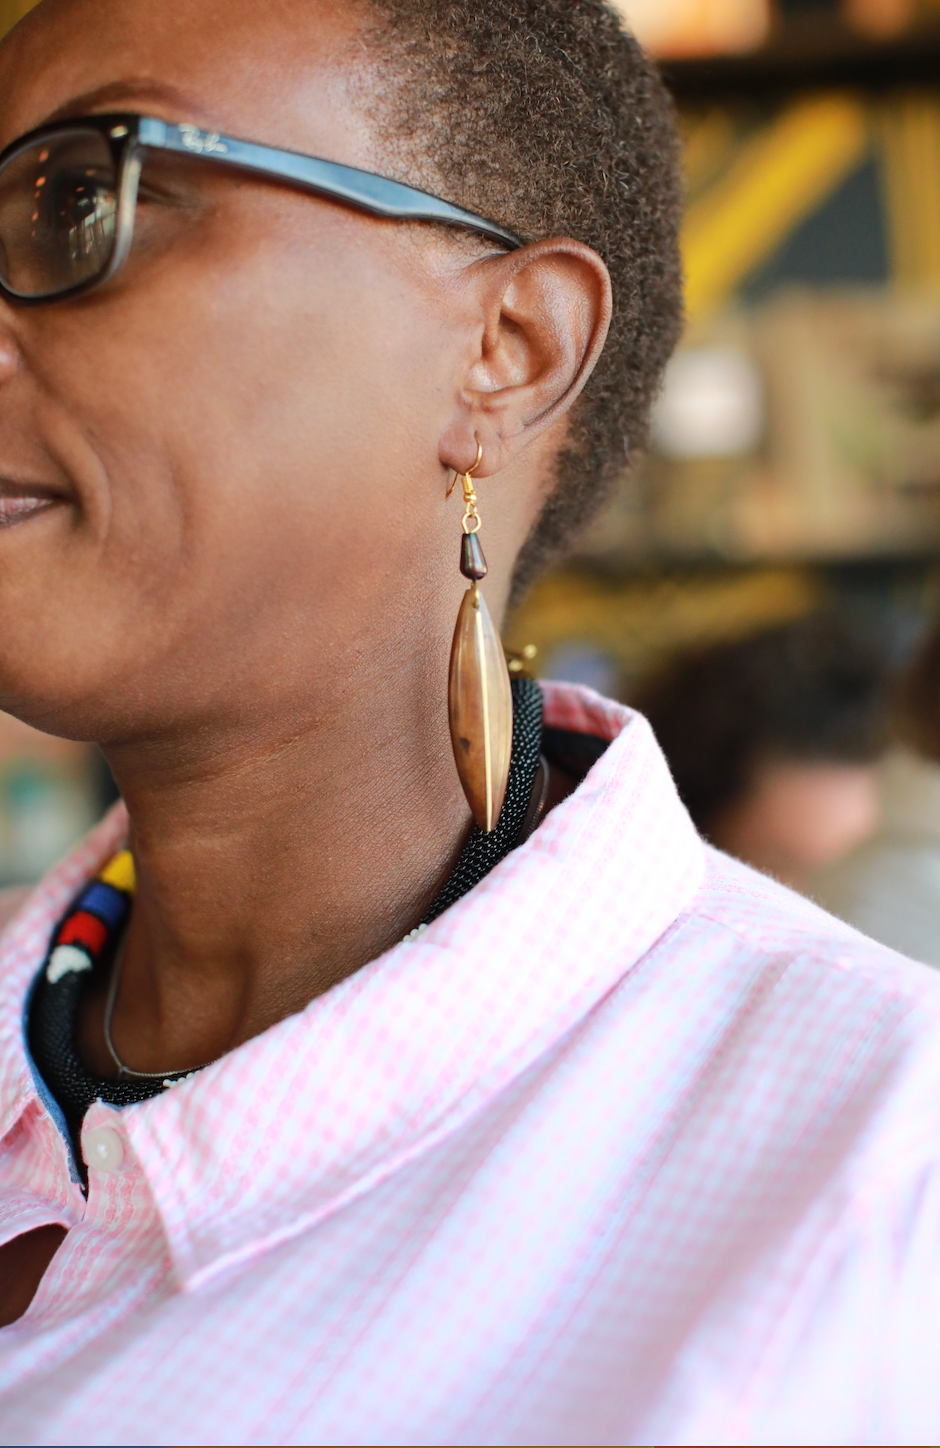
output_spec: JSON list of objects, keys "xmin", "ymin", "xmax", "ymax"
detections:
[
  {"xmin": 0, "ymin": 212, "xmax": 451, "ymax": 733},
  {"xmin": 150, "ymin": 241, "xmax": 444, "ymax": 629}
]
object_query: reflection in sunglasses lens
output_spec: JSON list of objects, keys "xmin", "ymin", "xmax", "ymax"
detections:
[{"xmin": 0, "ymin": 128, "xmax": 117, "ymax": 298}]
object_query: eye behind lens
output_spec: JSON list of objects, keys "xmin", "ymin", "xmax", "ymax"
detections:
[{"xmin": 0, "ymin": 127, "xmax": 118, "ymax": 300}]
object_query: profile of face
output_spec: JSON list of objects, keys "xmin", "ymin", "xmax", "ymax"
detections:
[
  {"xmin": 707, "ymin": 758, "xmax": 881, "ymax": 891},
  {"xmin": 0, "ymin": 0, "xmax": 611, "ymax": 767}
]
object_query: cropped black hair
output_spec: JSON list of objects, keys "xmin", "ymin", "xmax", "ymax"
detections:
[
  {"xmin": 633, "ymin": 614, "xmax": 892, "ymax": 837},
  {"xmin": 360, "ymin": 0, "xmax": 683, "ymax": 598},
  {"xmin": 897, "ymin": 617, "xmax": 940, "ymax": 764}
]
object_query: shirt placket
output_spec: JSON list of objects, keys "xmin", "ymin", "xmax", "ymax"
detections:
[{"xmin": 13, "ymin": 1101, "xmax": 171, "ymax": 1339}]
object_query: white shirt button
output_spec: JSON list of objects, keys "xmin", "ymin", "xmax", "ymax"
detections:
[{"xmin": 83, "ymin": 1125, "xmax": 124, "ymax": 1174}]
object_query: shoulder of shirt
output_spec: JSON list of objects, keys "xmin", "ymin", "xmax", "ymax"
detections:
[
  {"xmin": 639, "ymin": 847, "xmax": 940, "ymax": 1208},
  {"xmin": 678, "ymin": 846, "xmax": 940, "ymax": 1121},
  {"xmin": 686, "ymin": 844, "xmax": 940, "ymax": 1005},
  {"xmin": 0, "ymin": 886, "xmax": 30, "ymax": 935}
]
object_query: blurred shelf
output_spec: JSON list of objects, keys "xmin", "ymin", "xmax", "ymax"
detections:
[
  {"xmin": 661, "ymin": 20, "xmax": 940, "ymax": 100},
  {"xmin": 505, "ymin": 557, "xmax": 940, "ymax": 693}
]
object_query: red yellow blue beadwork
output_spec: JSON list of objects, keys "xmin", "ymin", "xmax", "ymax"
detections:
[{"xmin": 44, "ymin": 849, "xmax": 135, "ymax": 986}]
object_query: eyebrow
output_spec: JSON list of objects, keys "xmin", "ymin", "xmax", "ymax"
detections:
[{"xmin": 43, "ymin": 78, "xmax": 217, "ymax": 128}]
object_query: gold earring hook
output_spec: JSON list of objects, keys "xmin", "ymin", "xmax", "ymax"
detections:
[
  {"xmin": 445, "ymin": 438, "xmax": 483, "ymax": 499},
  {"xmin": 465, "ymin": 439, "xmax": 483, "ymax": 476}
]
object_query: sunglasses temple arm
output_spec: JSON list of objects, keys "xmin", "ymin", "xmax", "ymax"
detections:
[{"xmin": 139, "ymin": 118, "xmax": 522, "ymax": 251}]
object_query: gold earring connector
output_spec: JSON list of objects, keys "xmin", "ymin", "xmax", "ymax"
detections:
[
  {"xmin": 459, "ymin": 439, "xmax": 483, "ymax": 535},
  {"xmin": 446, "ymin": 439, "xmax": 483, "ymax": 503}
]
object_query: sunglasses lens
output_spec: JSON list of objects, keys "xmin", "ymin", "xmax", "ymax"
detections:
[{"xmin": 0, "ymin": 128, "xmax": 118, "ymax": 299}]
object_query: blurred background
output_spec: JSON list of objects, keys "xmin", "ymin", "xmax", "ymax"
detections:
[
  {"xmin": 4, "ymin": 0, "xmax": 940, "ymax": 913},
  {"xmin": 507, "ymin": 0, "xmax": 940, "ymax": 701}
]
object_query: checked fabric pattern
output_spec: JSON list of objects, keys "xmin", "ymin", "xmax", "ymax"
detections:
[{"xmin": 3, "ymin": 683, "xmax": 940, "ymax": 1443}]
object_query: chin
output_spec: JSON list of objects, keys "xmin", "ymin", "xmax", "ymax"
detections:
[{"xmin": 0, "ymin": 662, "xmax": 112, "ymax": 744}]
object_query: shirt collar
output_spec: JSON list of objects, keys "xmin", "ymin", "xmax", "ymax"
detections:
[
  {"xmin": 0, "ymin": 685, "xmax": 704, "ymax": 1288},
  {"xmin": 0, "ymin": 805, "xmax": 131, "ymax": 1151}
]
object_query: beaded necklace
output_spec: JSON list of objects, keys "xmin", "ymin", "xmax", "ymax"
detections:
[{"xmin": 28, "ymin": 678, "xmax": 545, "ymax": 1158}]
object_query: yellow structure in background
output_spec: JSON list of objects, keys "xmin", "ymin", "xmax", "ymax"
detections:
[
  {"xmin": 880, "ymin": 94, "xmax": 940, "ymax": 286},
  {"xmin": 682, "ymin": 90, "xmax": 940, "ymax": 315},
  {"xmin": 682, "ymin": 96, "xmax": 869, "ymax": 319},
  {"xmin": 505, "ymin": 566, "xmax": 821, "ymax": 686}
]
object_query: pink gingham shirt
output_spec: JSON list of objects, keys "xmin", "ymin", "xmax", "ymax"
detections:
[{"xmin": 3, "ymin": 683, "xmax": 940, "ymax": 1445}]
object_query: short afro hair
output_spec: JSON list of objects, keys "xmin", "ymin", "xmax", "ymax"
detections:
[
  {"xmin": 359, "ymin": 0, "xmax": 684, "ymax": 597},
  {"xmin": 897, "ymin": 618, "xmax": 940, "ymax": 763}
]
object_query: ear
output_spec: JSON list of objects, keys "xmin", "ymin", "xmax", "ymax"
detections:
[{"xmin": 439, "ymin": 238, "xmax": 612, "ymax": 479}]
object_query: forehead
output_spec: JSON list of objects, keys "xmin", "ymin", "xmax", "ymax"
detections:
[{"xmin": 0, "ymin": 0, "xmax": 375, "ymax": 161}]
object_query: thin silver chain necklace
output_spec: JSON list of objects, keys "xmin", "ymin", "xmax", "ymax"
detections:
[
  {"xmin": 101, "ymin": 678, "xmax": 546, "ymax": 1081},
  {"xmin": 103, "ymin": 934, "xmax": 215, "ymax": 1083}
]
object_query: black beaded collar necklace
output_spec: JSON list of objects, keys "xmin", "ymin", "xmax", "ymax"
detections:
[{"xmin": 27, "ymin": 678, "xmax": 545, "ymax": 1157}]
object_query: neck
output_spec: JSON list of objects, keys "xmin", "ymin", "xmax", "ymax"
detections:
[{"xmin": 77, "ymin": 668, "xmax": 470, "ymax": 1077}]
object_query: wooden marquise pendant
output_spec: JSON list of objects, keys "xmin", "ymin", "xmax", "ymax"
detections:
[{"xmin": 449, "ymin": 580, "xmax": 513, "ymax": 832}]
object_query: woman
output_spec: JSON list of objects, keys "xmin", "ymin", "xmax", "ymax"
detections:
[{"xmin": 2, "ymin": 1, "xmax": 940, "ymax": 1444}]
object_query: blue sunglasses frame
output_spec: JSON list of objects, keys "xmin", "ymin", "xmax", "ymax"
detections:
[{"xmin": 0, "ymin": 111, "xmax": 524, "ymax": 305}]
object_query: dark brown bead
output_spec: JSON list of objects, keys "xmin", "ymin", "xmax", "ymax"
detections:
[{"xmin": 460, "ymin": 531, "xmax": 488, "ymax": 580}]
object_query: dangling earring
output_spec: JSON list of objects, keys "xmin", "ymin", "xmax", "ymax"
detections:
[{"xmin": 447, "ymin": 441, "xmax": 513, "ymax": 832}]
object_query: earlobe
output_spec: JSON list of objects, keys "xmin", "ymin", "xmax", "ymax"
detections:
[{"xmin": 445, "ymin": 238, "xmax": 612, "ymax": 479}]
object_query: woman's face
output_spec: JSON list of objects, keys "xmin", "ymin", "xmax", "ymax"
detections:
[{"xmin": 0, "ymin": 0, "xmax": 559, "ymax": 749}]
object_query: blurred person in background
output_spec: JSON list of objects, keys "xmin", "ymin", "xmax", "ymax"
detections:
[
  {"xmin": 634, "ymin": 613, "xmax": 891, "ymax": 890},
  {"xmin": 816, "ymin": 617, "xmax": 940, "ymax": 966}
]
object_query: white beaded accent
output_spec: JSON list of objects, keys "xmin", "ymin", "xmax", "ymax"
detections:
[
  {"xmin": 162, "ymin": 1071, "xmax": 201, "ymax": 1090},
  {"xmin": 46, "ymin": 944, "xmax": 93, "ymax": 984},
  {"xmin": 402, "ymin": 922, "xmax": 429, "ymax": 944}
]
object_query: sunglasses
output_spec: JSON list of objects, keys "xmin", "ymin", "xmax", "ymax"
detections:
[{"xmin": 0, "ymin": 112, "xmax": 524, "ymax": 305}]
